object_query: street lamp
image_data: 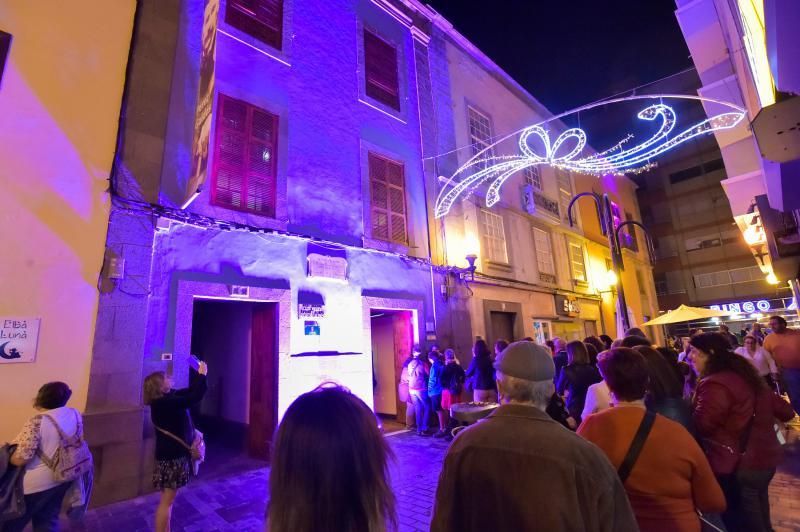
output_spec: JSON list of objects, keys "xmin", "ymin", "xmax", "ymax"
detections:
[
  {"xmin": 460, "ymin": 254, "xmax": 478, "ymax": 282},
  {"xmin": 567, "ymin": 191, "xmax": 656, "ymax": 332}
]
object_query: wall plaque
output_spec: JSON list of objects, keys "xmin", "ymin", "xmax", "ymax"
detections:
[{"xmin": 0, "ymin": 317, "xmax": 41, "ymax": 364}]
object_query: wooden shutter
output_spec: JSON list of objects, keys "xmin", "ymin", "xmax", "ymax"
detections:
[
  {"xmin": 226, "ymin": 0, "xmax": 283, "ymax": 50},
  {"xmin": 364, "ymin": 30, "xmax": 400, "ymax": 110},
  {"xmin": 369, "ymin": 154, "xmax": 407, "ymax": 245},
  {"xmin": 212, "ymin": 94, "xmax": 278, "ymax": 216}
]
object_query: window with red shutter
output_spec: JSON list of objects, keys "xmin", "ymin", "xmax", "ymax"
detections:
[
  {"xmin": 364, "ymin": 30, "xmax": 400, "ymax": 111},
  {"xmin": 226, "ymin": 0, "xmax": 283, "ymax": 50},
  {"xmin": 212, "ymin": 94, "xmax": 278, "ymax": 217},
  {"xmin": 369, "ymin": 153, "xmax": 407, "ymax": 245}
]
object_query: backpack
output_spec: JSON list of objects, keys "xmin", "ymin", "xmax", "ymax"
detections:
[{"xmin": 36, "ymin": 411, "xmax": 93, "ymax": 483}]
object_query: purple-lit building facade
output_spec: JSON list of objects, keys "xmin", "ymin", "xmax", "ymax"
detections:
[
  {"xmin": 61, "ymin": 0, "xmax": 658, "ymax": 504},
  {"xmin": 87, "ymin": 0, "xmax": 447, "ymax": 503}
]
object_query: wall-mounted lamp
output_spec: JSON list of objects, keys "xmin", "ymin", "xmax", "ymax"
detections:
[
  {"xmin": 766, "ymin": 272, "xmax": 779, "ymax": 285},
  {"xmin": 457, "ymin": 253, "xmax": 478, "ymax": 282},
  {"xmin": 596, "ymin": 268, "xmax": 618, "ymax": 294}
]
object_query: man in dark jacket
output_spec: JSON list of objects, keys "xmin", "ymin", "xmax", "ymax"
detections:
[
  {"xmin": 431, "ymin": 342, "xmax": 637, "ymax": 532},
  {"xmin": 552, "ymin": 337, "xmax": 568, "ymax": 383},
  {"xmin": 719, "ymin": 324, "xmax": 740, "ymax": 348}
]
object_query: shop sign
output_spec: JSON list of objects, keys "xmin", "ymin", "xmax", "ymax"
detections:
[
  {"xmin": 555, "ymin": 295, "xmax": 580, "ymax": 317},
  {"xmin": 307, "ymin": 243, "xmax": 348, "ymax": 281},
  {"xmin": 298, "ymin": 290, "xmax": 325, "ymax": 318},
  {"xmin": 0, "ymin": 317, "xmax": 41, "ymax": 364},
  {"xmin": 709, "ymin": 299, "xmax": 772, "ymax": 313},
  {"xmin": 304, "ymin": 320, "xmax": 321, "ymax": 336}
]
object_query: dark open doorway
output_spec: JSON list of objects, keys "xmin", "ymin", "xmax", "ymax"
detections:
[
  {"xmin": 190, "ymin": 298, "xmax": 277, "ymax": 469},
  {"xmin": 370, "ymin": 309, "xmax": 413, "ymax": 425}
]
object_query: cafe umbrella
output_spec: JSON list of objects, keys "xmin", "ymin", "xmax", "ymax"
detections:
[{"xmin": 640, "ymin": 304, "xmax": 731, "ymax": 326}]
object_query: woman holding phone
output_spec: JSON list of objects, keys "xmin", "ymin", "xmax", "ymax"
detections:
[{"xmin": 143, "ymin": 358, "xmax": 208, "ymax": 532}]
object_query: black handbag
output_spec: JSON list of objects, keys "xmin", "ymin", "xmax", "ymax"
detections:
[{"xmin": 0, "ymin": 444, "xmax": 26, "ymax": 522}]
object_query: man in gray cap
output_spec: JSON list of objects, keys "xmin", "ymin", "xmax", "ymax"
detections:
[{"xmin": 431, "ymin": 341, "xmax": 636, "ymax": 532}]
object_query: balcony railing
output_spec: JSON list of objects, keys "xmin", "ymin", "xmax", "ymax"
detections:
[
  {"xmin": 534, "ymin": 192, "xmax": 561, "ymax": 219},
  {"xmin": 523, "ymin": 185, "xmax": 561, "ymax": 220},
  {"xmin": 539, "ymin": 272, "xmax": 557, "ymax": 284}
]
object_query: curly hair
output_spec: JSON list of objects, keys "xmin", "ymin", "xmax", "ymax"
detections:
[{"xmin": 689, "ymin": 332, "xmax": 766, "ymax": 392}]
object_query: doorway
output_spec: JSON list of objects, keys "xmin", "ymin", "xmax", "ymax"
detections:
[
  {"xmin": 190, "ymin": 299, "xmax": 277, "ymax": 463},
  {"xmin": 489, "ymin": 311, "xmax": 516, "ymax": 345},
  {"xmin": 370, "ymin": 309, "xmax": 413, "ymax": 424}
]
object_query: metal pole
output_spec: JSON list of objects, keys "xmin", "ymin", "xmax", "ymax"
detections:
[{"xmin": 602, "ymin": 194, "xmax": 631, "ymax": 332}]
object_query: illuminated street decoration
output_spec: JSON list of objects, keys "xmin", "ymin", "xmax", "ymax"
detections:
[{"xmin": 435, "ymin": 95, "xmax": 746, "ymax": 218}]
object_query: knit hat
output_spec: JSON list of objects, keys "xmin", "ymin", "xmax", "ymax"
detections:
[{"xmin": 494, "ymin": 341, "xmax": 555, "ymax": 382}]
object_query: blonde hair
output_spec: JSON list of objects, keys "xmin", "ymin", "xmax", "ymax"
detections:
[{"xmin": 143, "ymin": 371, "xmax": 167, "ymax": 405}]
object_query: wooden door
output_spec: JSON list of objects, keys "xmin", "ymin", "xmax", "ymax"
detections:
[
  {"xmin": 392, "ymin": 311, "xmax": 413, "ymax": 423},
  {"xmin": 490, "ymin": 311, "xmax": 515, "ymax": 346},
  {"xmin": 248, "ymin": 304, "xmax": 277, "ymax": 460}
]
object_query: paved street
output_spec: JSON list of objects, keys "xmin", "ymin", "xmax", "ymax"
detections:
[{"xmin": 66, "ymin": 429, "xmax": 800, "ymax": 532}]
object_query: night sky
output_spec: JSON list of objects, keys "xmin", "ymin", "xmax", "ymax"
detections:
[{"xmin": 425, "ymin": 0, "xmax": 693, "ymax": 114}]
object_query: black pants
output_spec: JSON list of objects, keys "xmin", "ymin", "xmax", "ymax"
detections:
[
  {"xmin": 738, "ymin": 468, "xmax": 776, "ymax": 532},
  {"xmin": 717, "ymin": 469, "xmax": 776, "ymax": 532},
  {"xmin": 1, "ymin": 482, "xmax": 70, "ymax": 532}
]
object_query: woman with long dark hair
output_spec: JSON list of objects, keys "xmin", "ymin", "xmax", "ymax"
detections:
[
  {"xmin": 634, "ymin": 346, "xmax": 693, "ymax": 433},
  {"xmin": 466, "ymin": 339, "xmax": 497, "ymax": 403},
  {"xmin": 556, "ymin": 341, "xmax": 601, "ymax": 425},
  {"xmin": 267, "ymin": 385, "xmax": 396, "ymax": 532},
  {"xmin": 689, "ymin": 332, "xmax": 794, "ymax": 532}
]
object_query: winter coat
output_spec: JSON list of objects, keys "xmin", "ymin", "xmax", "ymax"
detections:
[
  {"xmin": 466, "ymin": 356, "xmax": 496, "ymax": 391},
  {"xmin": 428, "ymin": 360, "xmax": 445, "ymax": 396},
  {"xmin": 693, "ymin": 370, "xmax": 794, "ymax": 474},
  {"xmin": 441, "ymin": 362, "xmax": 466, "ymax": 395}
]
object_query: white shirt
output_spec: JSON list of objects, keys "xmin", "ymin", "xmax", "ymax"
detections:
[
  {"xmin": 12, "ymin": 406, "xmax": 80, "ymax": 494},
  {"xmin": 582, "ymin": 381, "xmax": 612, "ymax": 420},
  {"xmin": 734, "ymin": 346, "xmax": 778, "ymax": 376}
]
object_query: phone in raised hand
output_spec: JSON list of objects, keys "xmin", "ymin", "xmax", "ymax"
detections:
[{"xmin": 188, "ymin": 354, "xmax": 202, "ymax": 371}]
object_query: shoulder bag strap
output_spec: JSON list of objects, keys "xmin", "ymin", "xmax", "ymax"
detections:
[
  {"xmin": 617, "ymin": 410, "xmax": 657, "ymax": 484},
  {"xmin": 40, "ymin": 413, "xmax": 69, "ymax": 442},
  {"xmin": 153, "ymin": 425, "xmax": 193, "ymax": 453}
]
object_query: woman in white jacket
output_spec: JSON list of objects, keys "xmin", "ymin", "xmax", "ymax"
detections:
[
  {"xmin": 6, "ymin": 382, "xmax": 86, "ymax": 532},
  {"xmin": 735, "ymin": 334, "xmax": 779, "ymax": 389}
]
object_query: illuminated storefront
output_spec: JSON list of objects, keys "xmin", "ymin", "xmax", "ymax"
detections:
[{"xmin": 668, "ymin": 296, "xmax": 798, "ymax": 337}]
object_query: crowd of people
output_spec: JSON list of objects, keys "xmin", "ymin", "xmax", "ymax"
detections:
[
  {"xmin": 4, "ymin": 316, "xmax": 799, "ymax": 531},
  {"xmin": 266, "ymin": 317, "xmax": 798, "ymax": 532}
]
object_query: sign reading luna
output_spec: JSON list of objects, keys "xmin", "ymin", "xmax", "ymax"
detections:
[{"xmin": 0, "ymin": 317, "xmax": 41, "ymax": 364}]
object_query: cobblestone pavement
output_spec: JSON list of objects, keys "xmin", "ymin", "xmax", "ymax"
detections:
[{"xmin": 66, "ymin": 428, "xmax": 800, "ymax": 532}]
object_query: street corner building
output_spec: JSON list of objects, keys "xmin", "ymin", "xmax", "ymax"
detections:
[{"xmin": 1, "ymin": 0, "xmax": 660, "ymax": 506}]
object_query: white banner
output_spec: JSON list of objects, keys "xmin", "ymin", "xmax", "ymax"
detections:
[{"xmin": 0, "ymin": 317, "xmax": 41, "ymax": 363}]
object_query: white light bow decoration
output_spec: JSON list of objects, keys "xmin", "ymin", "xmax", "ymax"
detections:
[{"xmin": 434, "ymin": 94, "xmax": 746, "ymax": 218}]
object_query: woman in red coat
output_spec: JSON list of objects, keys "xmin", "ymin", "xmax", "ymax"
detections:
[{"xmin": 689, "ymin": 332, "xmax": 795, "ymax": 532}]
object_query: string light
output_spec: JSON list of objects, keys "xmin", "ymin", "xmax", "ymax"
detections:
[{"xmin": 434, "ymin": 95, "xmax": 746, "ymax": 218}]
